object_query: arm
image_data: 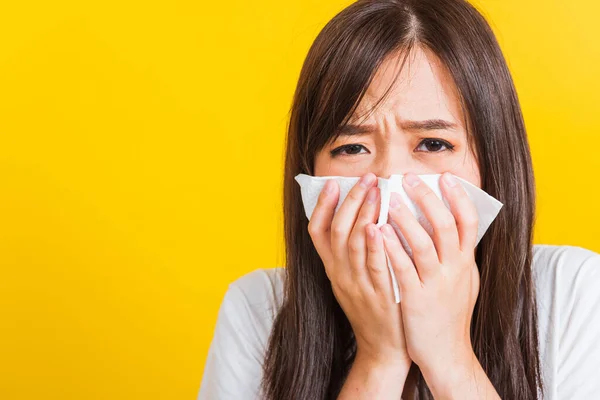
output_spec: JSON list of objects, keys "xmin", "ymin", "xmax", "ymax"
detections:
[
  {"xmin": 198, "ymin": 270, "xmax": 279, "ymax": 400},
  {"xmin": 381, "ymin": 173, "xmax": 500, "ymax": 400},
  {"xmin": 338, "ymin": 352, "xmax": 411, "ymax": 399},
  {"xmin": 420, "ymin": 350, "xmax": 500, "ymax": 400},
  {"xmin": 554, "ymin": 247, "xmax": 600, "ymax": 398},
  {"xmin": 308, "ymin": 175, "xmax": 413, "ymax": 399},
  {"xmin": 198, "ymin": 284, "xmax": 262, "ymax": 400}
]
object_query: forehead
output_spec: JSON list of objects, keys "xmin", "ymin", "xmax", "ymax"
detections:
[{"xmin": 351, "ymin": 46, "xmax": 465, "ymax": 125}]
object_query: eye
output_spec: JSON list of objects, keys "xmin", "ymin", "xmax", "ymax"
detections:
[
  {"xmin": 330, "ymin": 144, "xmax": 369, "ymax": 157},
  {"xmin": 415, "ymin": 138, "xmax": 455, "ymax": 153}
]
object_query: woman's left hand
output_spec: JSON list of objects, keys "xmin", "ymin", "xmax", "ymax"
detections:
[{"xmin": 380, "ymin": 171, "xmax": 481, "ymax": 392}]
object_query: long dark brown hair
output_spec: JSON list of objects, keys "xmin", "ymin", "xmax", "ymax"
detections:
[{"xmin": 262, "ymin": 0, "xmax": 541, "ymax": 398}]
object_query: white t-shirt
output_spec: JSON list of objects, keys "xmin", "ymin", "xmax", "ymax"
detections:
[{"xmin": 198, "ymin": 244, "xmax": 600, "ymax": 399}]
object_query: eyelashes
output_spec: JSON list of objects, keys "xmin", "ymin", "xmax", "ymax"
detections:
[
  {"xmin": 415, "ymin": 138, "xmax": 455, "ymax": 153},
  {"xmin": 329, "ymin": 139, "xmax": 455, "ymax": 157},
  {"xmin": 330, "ymin": 144, "xmax": 367, "ymax": 157}
]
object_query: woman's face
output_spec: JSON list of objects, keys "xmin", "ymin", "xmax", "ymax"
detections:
[{"xmin": 314, "ymin": 46, "xmax": 481, "ymax": 188}]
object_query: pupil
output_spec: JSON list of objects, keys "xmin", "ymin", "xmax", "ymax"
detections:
[
  {"xmin": 348, "ymin": 145, "xmax": 361, "ymax": 154},
  {"xmin": 427, "ymin": 140, "xmax": 442, "ymax": 151}
]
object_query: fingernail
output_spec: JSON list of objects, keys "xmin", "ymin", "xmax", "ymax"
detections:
[
  {"xmin": 360, "ymin": 173, "xmax": 375, "ymax": 187},
  {"xmin": 389, "ymin": 192, "xmax": 401, "ymax": 208},
  {"xmin": 403, "ymin": 173, "xmax": 420, "ymax": 188},
  {"xmin": 323, "ymin": 179, "xmax": 335, "ymax": 194},
  {"xmin": 443, "ymin": 172, "xmax": 458, "ymax": 187},
  {"xmin": 367, "ymin": 187, "xmax": 378, "ymax": 203}
]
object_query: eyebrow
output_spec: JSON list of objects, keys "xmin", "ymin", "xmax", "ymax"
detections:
[{"xmin": 337, "ymin": 119, "xmax": 458, "ymax": 136}]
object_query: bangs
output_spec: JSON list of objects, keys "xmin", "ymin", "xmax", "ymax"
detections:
[
  {"xmin": 328, "ymin": 41, "xmax": 419, "ymax": 146},
  {"xmin": 298, "ymin": 1, "xmax": 423, "ymax": 167}
]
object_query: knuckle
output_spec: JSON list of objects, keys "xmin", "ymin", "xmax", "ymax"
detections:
[
  {"xmin": 366, "ymin": 259, "xmax": 383, "ymax": 273},
  {"xmin": 393, "ymin": 258, "xmax": 409, "ymax": 272},
  {"xmin": 334, "ymin": 276, "xmax": 353, "ymax": 293},
  {"xmin": 367, "ymin": 247, "xmax": 379, "ymax": 259},
  {"xmin": 331, "ymin": 223, "xmax": 346, "ymax": 237},
  {"xmin": 307, "ymin": 221, "xmax": 320, "ymax": 236},
  {"xmin": 367, "ymin": 240, "xmax": 379, "ymax": 254},
  {"xmin": 348, "ymin": 239, "xmax": 362, "ymax": 255},
  {"xmin": 346, "ymin": 189, "xmax": 362, "ymax": 202},
  {"xmin": 463, "ymin": 213, "xmax": 479, "ymax": 229},
  {"xmin": 420, "ymin": 190, "xmax": 438, "ymax": 203},
  {"xmin": 436, "ymin": 215, "xmax": 456, "ymax": 232}
]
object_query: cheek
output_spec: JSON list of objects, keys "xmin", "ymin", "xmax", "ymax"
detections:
[
  {"xmin": 313, "ymin": 149, "xmax": 333, "ymax": 176},
  {"xmin": 313, "ymin": 149, "xmax": 345, "ymax": 176},
  {"xmin": 447, "ymin": 151, "xmax": 481, "ymax": 188}
]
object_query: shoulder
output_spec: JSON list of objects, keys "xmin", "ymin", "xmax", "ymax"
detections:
[
  {"xmin": 225, "ymin": 267, "xmax": 286, "ymax": 330},
  {"xmin": 533, "ymin": 243, "xmax": 600, "ymax": 273},
  {"xmin": 229, "ymin": 267, "xmax": 286, "ymax": 305},
  {"xmin": 216, "ymin": 267, "xmax": 286, "ymax": 352},
  {"xmin": 532, "ymin": 244, "xmax": 600, "ymax": 296},
  {"xmin": 198, "ymin": 268, "xmax": 285, "ymax": 400},
  {"xmin": 532, "ymin": 243, "xmax": 600, "ymax": 318},
  {"xmin": 532, "ymin": 245, "xmax": 600, "ymax": 399}
]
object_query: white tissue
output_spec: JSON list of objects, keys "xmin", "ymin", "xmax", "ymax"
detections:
[{"xmin": 294, "ymin": 173, "xmax": 503, "ymax": 303}]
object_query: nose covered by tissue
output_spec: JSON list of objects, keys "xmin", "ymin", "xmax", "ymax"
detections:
[{"xmin": 294, "ymin": 173, "xmax": 503, "ymax": 303}]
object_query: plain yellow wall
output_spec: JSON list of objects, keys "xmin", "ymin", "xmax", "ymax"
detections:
[{"xmin": 0, "ymin": 0, "xmax": 598, "ymax": 399}]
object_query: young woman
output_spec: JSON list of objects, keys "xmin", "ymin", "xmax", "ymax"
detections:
[{"xmin": 198, "ymin": 0, "xmax": 600, "ymax": 399}]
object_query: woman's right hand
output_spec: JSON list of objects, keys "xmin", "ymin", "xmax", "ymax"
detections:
[{"xmin": 307, "ymin": 172, "xmax": 412, "ymax": 397}]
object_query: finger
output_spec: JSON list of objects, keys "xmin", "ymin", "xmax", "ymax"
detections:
[
  {"xmin": 365, "ymin": 223, "xmax": 393, "ymax": 297},
  {"xmin": 387, "ymin": 192, "xmax": 439, "ymax": 281},
  {"xmin": 380, "ymin": 224, "xmax": 421, "ymax": 292},
  {"xmin": 439, "ymin": 172, "xmax": 479, "ymax": 252},
  {"xmin": 402, "ymin": 173, "xmax": 460, "ymax": 263},
  {"xmin": 330, "ymin": 173, "xmax": 377, "ymax": 262},
  {"xmin": 347, "ymin": 186, "xmax": 380, "ymax": 283},
  {"xmin": 307, "ymin": 179, "xmax": 339, "ymax": 274}
]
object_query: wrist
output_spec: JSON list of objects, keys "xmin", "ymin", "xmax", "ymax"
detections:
[
  {"xmin": 419, "ymin": 348, "xmax": 478, "ymax": 399},
  {"xmin": 338, "ymin": 350, "xmax": 412, "ymax": 399},
  {"xmin": 354, "ymin": 349, "xmax": 412, "ymax": 380}
]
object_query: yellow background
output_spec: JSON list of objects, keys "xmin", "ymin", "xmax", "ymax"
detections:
[{"xmin": 0, "ymin": 0, "xmax": 598, "ymax": 399}]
